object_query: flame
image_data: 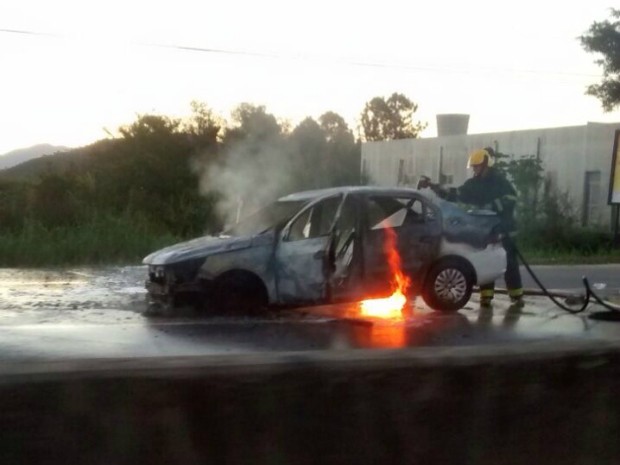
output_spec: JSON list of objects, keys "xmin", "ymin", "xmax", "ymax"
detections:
[{"xmin": 360, "ymin": 226, "xmax": 411, "ymax": 320}]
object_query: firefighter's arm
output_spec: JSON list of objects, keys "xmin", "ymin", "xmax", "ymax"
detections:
[
  {"xmin": 431, "ymin": 184, "xmax": 459, "ymax": 201},
  {"xmin": 451, "ymin": 179, "xmax": 476, "ymax": 204},
  {"xmin": 490, "ymin": 178, "xmax": 518, "ymax": 214},
  {"xmin": 418, "ymin": 177, "xmax": 458, "ymax": 201}
]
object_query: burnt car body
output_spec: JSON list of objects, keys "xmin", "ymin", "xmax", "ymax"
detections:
[{"xmin": 143, "ymin": 186, "xmax": 506, "ymax": 314}]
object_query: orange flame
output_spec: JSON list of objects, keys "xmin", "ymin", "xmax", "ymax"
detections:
[{"xmin": 360, "ymin": 226, "xmax": 411, "ymax": 319}]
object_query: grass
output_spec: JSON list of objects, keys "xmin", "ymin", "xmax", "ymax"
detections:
[
  {"xmin": 519, "ymin": 245, "xmax": 620, "ymax": 265},
  {"xmin": 2, "ymin": 219, "xmax": 620, "ymax": 267},
  {"xmin": 0, "ymin": 215, "xmax": 184, "ymax": 267}
]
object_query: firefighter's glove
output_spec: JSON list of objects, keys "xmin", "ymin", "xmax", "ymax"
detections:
[{"xmin": 417, "ymin": 177, "xmax": 431, "ymax": 189}]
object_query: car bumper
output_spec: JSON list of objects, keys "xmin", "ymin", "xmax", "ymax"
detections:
[
  {"xmin": 145, "ymin": 279, "xmax": 205, "ymax": 300},
  {"xmin": 470, "ymin": 244, "xmax": 507, "ymax": 285}
]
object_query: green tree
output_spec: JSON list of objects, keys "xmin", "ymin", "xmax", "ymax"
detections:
[
  {"xmin": 223, "ymin": 103, "xmax": 282, "ymax": 145},
  {"xmin": 318, "ymin": 112, "xmax": 361, "ymax": 185},
  {"xmin": 495, "ymin": 152, "xmax": 577, "ymax": 247},
  {"xmin": 359, "ymin": 92, "xmax": 427, "ymax": 141},
  {"xmin": 319, "ymin": 111, "xmax": 353, "ymax": 143},
  {"xmin": 111, "ymin": 113, "xmax": 218, "ymax": 236},
  {"xmin": 0, "ymin": 179, "xmax": 29, "ymax": 231},
  {"xmin": 28, "ymin": 172, "xmax": 84, "ymax": 228},
  {"xmin": 580, "ymin": 8, "xmax": 620, "ymax": 111},
  {"xmin": 289, "ymin": 117, "xmax": 329, "ymax": 190},
  {"xmin": 118, "ymin": 114, "xmax": 182, "ymax": 141},
  {"xmin": 287, "ymin": 114, "xmax": 361, "ymax": 190},
  {"xmin": 184, "ymin": 100, "xmax": 223, "ymax": 149}
]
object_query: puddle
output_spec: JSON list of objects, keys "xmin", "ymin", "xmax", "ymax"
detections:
[{"xmin": 0, "ymin": 266, "xmax": 148, "ymax": 324}]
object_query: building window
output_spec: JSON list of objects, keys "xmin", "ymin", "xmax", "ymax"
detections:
[
  {"xmin": 361, "ymin": 159, "xmax": 368, "ymax": 184},
  {"xmin": 583, "ymin": 171, "xmax": 602, "ymax": 226},
  {"xmin": 397, "ymin": 159, "xmax": 405, "ymax": 185},
  {"xmin": 546, "ymin": 171, "xmax": 558, "ymax": 191},
  {"xmin": 440, "ymin": 173, "xmax": 453, "ymax": 185}
]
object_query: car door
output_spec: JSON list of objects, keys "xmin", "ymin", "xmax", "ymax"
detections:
[
  {"xmin": 327, "ymin": 193, "xmax": 365, "ymax": 302},
  {"xmin": 360, "ymin": 193, "xmax": 442, "ymax": 296},
  {"xmin": 274, "ymin": 194, "xmax": 344, "ymax": 304}
]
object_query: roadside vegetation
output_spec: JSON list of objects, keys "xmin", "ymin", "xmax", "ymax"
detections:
[
  {"xmin": 1, "ymin": 11, "xmax": 619, "ymax": 267},
  {"xmin": 495, "ymin": 152, "xmax": 619, "ymax": 264},
  {"xmin": 0, "ymin": 96, "xmax": 390, "ymax": 266},
  {"xmin": 0, "ymin": 88, "xmax": 619, "ymax": 266}
]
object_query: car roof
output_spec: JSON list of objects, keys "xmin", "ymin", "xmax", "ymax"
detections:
[{"xmin": 278, "ymin": 185, "xmax": 436, "ymax": 202}]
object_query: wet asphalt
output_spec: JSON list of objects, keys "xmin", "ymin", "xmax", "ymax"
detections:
[{"xmin": 0, "ymin": 265, "xmax": 620, "ymax": 361}]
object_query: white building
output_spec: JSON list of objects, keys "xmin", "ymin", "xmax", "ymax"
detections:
[{"xmin": 361, "ymin": 115, "xmax": 620, "ymax": 228}]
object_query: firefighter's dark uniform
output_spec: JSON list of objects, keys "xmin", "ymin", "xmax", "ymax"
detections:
[{"xmin": 434, "ymin": 166, "xmax": 523, "ymax": 305}]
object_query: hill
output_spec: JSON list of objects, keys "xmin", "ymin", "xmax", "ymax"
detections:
[
  {"xmin": 0, "ymin": 144, "xmax": 70, "ymax": 171},
  {"xmin": 0, "ymin": 141, "xmax": 120, "ymax": 181}
]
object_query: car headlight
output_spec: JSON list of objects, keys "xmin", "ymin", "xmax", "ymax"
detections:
[{"xmin": 149, "ymin": 265, "xmax": 166, "ymax": 279}]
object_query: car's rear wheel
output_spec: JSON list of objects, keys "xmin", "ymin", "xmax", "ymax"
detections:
[
  {"xmin": 212, "ymin": 271, "xmax": 268, "ymax": 315},
  {"xmin": 421, "ymin": 258, "xmax": 474, "ymax": 312}
]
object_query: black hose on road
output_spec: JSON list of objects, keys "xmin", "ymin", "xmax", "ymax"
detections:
[{"xmin": 512, "ymin": 241, "xmax": 620, "ymax": 320}]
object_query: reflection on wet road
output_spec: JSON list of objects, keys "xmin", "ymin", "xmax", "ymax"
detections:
[{"xmin": 0, "ymin": 266, "xmax": 619, "ymax": 361}]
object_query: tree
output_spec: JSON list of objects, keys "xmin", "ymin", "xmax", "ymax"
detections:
[
  {"xmin": 223, "ymin": 103, "xmax": 282, "ymax": 145},
  {"xmin": 318, "ymin": 112, "xmax": 361, "ymax": 185},
  {"xmin": 580, "ymin": 8, "xmax": 620, "ymax": 111},
  {"xmin": 118, "ymin": 114, "xmax": 181, "ymax": 141},
  {"xmin": 319, "ymin": 111, "xmax": 354, "ymax": 144},
  {"xmin": 184, "ymin": 100, "xmax": 223, "ymax": 149},
  {"xmin": 289, "ymin": 117, "xmax": 329, "ymax": 190},
  {"xmin": 359, "ymin": 92, "xmax": 427, "ymax": 141},
  {"xmin": 495, "ymin": 152, "xmax": 577, "ymax": 248},
  {"xmin": 112, "ymin": 113, "xmax": 214, "ymax": 235}
]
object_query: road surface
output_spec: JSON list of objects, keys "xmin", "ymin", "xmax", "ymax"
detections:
[
  {"xmin": 520, "ymin": 263, "xmax": 620, "ymax": 293},
  {"xmin": 1, "ymin": 265, "xmax": 620, "ymax": 361}
]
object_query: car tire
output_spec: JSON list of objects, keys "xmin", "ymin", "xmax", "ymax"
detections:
[
  {"xmin": 143, "ymin": 296, "xmax": 176, "ymax": 318},
  {"xmin": 421, "ymin": 258, "xmax": 474, "ymax": 312},
  {"xmin": 213, "ymin": 272, "xmax": 268, "ymax": 315}
]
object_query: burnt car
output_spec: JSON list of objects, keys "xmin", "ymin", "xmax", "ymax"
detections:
[{"xmin": 143, "ymin": 186, "xmax": 506, "ymax": 314}]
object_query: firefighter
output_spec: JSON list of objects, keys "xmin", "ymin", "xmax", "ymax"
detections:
[{"xmin": 418, "ymin": 147, "xmax": 524, "ymax": 308}]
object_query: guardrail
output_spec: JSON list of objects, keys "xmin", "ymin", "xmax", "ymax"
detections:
[{"xmin": 1, "ymin": 340, "xmax": 619, "ymax": 465}]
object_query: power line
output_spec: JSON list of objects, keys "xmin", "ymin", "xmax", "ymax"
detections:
[
  {"xmin": 0, "ymin": 27, "xmax": 57, "ymax": 37},
  {"xmin": 0, "ymin": 27, "xmax": 601, "ymax": 79}
]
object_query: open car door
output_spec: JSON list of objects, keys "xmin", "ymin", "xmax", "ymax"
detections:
[
  {"xmin": 360, "ymin": 192, "xmax": 442, "ymax": 296},
  {"xmin": 327, "ymin": 193, "xmax": 365, "ymax": 302},
  {"xmin": 275, "ymin": 194, "xmax": 343, "ymax": 304}
]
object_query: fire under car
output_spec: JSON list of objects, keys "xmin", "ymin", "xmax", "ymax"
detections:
[{"xmin": 143, "ymin": 186, "xmax": 507, "ymax": 315}]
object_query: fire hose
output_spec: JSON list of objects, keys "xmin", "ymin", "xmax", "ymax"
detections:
[
  {"xmin": 509, "ymin": 237, "xmax": 620, "ymax": 321},
  {"xmin": 417, "ymin": 176, "xmax": 620, "ymax": 320}
]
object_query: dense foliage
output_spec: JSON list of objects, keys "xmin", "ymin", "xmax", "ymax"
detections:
[
  {"xmin": 494, "ymin": 152, "xmax": 614, "ymax": 255},
  {"xmin": 0, "ymin": 99, "xmax": 375, "ymax": 265},
  {"xmin": 1, "ymin": 90, "xmax": 614, "ymax": 266},
  {"xmin": 359, "ymin": 93, "xmax": 427, "ymax": 141},
  {"xmin": 580, "ymin": 8, "xmax": 620, "ymax": 111}
]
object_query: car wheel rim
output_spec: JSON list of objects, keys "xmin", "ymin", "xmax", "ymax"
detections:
[{"xmin": 434, "ymin": 268, "xmax": 467, "ymax": 302}]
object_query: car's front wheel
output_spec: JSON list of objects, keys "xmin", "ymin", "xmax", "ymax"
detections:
[
  {"xmin": 212, "ymin": 271, "xmax": 268, "ymax": 315},
  {"xmin": 421, "ymin": 258, "xmax": 474, "ymax": 312}
]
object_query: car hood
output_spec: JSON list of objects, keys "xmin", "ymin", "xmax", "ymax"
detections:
[{"xmin": 142, "ymin": 235, "xmax": 256, "ymax": 266}]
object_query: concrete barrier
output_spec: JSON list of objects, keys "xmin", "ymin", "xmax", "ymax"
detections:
[{"xmin": 1, "ymin": 340, "xmax": 620, "ymax": 465}]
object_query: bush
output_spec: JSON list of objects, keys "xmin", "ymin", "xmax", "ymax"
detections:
[
  {"xmin": 495, "ymin": 151, "xmax": 615, "ymax": 255},
  {"xmin": 0, "ymin": 213, "xmax": 183, "ymax": 267},
  {"xmin": 518, "ymin": 226, "xmax": 614, "ymax": 254}
]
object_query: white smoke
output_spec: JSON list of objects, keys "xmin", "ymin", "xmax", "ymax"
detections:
[{"xmin": 195, "ymin": 139, "xmax": 298, "ymax": 228}]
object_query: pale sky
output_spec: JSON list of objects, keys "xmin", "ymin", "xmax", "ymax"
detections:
[{"xmin": 1, "ymin": 0, "xmax": 619, "ymax": 154}]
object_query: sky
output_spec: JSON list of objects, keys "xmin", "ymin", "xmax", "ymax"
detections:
[{"xmin": 1, "ymin": 0, "xmax": 619, "ymax": 155}]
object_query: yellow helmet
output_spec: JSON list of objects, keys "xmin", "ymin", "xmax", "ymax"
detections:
[{"xmin": 467, "ymin": 148, "xmax": 495, "ymax": 168}]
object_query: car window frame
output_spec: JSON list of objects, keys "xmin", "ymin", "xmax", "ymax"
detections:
[
  {"xmin": 362, "ymin": 192, "xmax": 437, "ymax": 230},
  {"xmin": 281, "ymin": 193, "xmax": 344, "ymax": 242}
]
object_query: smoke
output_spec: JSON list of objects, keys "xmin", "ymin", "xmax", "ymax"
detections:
[{"xmin": 194, "ymin": 138, "xmax": 298, "ymax": 228}]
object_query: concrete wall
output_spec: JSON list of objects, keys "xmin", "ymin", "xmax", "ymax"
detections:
[
  {"xmin": 362, "ymin": 122, "xmax": 620, "ymax": 227},
  {"xmin": 1, "ymin": 341, "xmax": 620, "ymax": 465}
]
